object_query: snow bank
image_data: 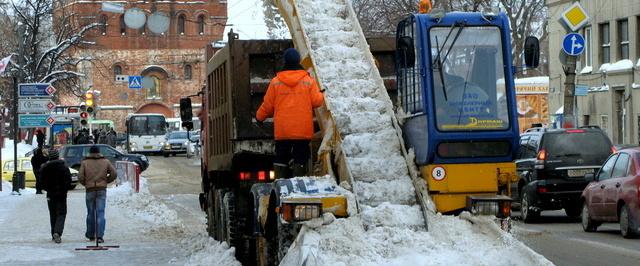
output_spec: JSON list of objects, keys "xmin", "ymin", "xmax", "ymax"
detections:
[
  {"xmin": 183, "ymin": 236, "xmax": 242, "ymax": 266},
  {"xmin": 1, "ymin": 139, "xmax": 36, "ymax": 160}
]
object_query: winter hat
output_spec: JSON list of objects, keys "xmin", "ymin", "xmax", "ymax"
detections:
[
  {"xmin": 47, "ymin": 148, "xmax": 59, "ymax": 160},
  {"xmin": 283, "ymin": 48, "xmax": 301, "ymax": 67},
  {"xmin": 89, "ymin": 145, "xmax": 100, "ymax": 154}
]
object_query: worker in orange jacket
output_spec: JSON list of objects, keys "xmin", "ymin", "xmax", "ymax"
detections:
[{"xmin": 256, "ymin": 48, "xmax": 324, "ymax": 179}]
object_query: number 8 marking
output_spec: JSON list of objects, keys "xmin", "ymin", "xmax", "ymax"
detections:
[{"xmin": 431, "ymin": 166, "xmax": 446, "ymax": 181}]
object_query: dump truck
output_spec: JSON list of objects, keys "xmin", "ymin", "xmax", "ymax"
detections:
[{"xmin": 181, "ymin": 1, "xmax": 540, "ymax": 265}]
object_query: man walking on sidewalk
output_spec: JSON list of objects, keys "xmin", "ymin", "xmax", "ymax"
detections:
[
  {"xmin": 41, "ymin": 148, "xmax": 72, "ymax": 243},
  {"xmin": 78, "ymin": 145, "xmax": 117, "ymax": 243},
  {"xmin": 32, "ymin": 130, "xmax": 48, "ymax": 194}
]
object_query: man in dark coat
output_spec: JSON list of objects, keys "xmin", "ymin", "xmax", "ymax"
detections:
[
  {"xmin": 41, "ymin": 148, "xmax": 72, "ymax": 244},
  {"xmin": 32, "ymin": 130, "xmax": 47, "ymax": 194}
]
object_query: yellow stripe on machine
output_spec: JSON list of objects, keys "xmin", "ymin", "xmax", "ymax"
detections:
[{"xmin": 422, "ymin": 162, "xmax": 516, "ymax": 213}]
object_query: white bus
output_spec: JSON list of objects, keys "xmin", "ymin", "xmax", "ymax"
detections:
[
  {"xmin": 166, "ymin": 117, "xmax": 201, "ymax": 132},
  {"xmin": 126, "ymin": 113, "xmax": 167, "ymax": 153}
]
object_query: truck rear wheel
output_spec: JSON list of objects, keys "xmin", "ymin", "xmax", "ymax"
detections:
[
  {"xmin": 223, "ymin": 192, "xmax": 241, "ymax": 249},
  {"xmin": 263, "ymin": 193, "xmax": 297, "ymax": 265},
  {"xmin": 205, "ymin": 189, "xmax": 216, "ymax": 237},
  {"xmin": 214, "ymin": 189, "xmax": 228, "ymax": 240}
]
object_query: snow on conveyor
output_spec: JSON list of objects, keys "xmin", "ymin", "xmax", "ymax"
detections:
[{"xmin": 282, "ymin": 0, "xmax": 555, "ymax": 265}]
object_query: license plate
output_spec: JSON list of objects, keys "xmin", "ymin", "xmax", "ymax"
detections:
[
  {"xmin": 568, "ymin": 169, "xmax": 593, "ymax": 177},
  {"xmin": 143, "ymin": 146, "xmax": 153, "ymax": 149}
]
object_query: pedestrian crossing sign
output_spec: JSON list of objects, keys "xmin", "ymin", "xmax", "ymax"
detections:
[{"xmin": 128, "ymin": 76, "xmax": 142, "ymax": 89}]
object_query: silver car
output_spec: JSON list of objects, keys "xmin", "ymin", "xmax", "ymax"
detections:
[{"xmin": 162, "ymin": 131, "xmax": 191, "ymax": 157}]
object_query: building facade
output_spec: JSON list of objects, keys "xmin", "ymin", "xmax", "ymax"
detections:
[
  {"xmin": 62, "ymin": 0, "xmax": 227, "ymax": 131},
  {"xmin": 547, "ymin": 0, "xmax": 640, "ymax": 144}
]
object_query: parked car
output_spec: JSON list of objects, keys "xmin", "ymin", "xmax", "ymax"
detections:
[
  {"xmin": 514, "ymin": 127, "xmax": 614, "ymax": 222},
  {"xmin": 162, "ymin": 131, "xmax": 191, "ymax": 157},
  {"xmin": 59, "ymin": 144, "xmax": 149, "ymax": 172},
  {"xmin": 2, "ymin": 157, "xmax": 79, "ymax": 190},
  {"xmin": 581, "ymin": 148, "xmax": 640, "ymax": 238}
]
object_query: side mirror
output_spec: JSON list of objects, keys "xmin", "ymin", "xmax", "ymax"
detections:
[
  {"xmin": 524, "ymin": 36, "xmax": 540, "ymax": 68},
  {"xmin": 397, "ymin": 36, "xmax": 415, "ymax": 68},
  {"xmin": 179, "ymin": 98, "xmax": 193, "ymax": 122},
  {"xmin": 584, "ymin": 173, "xmax": 595, "ymax": 182}
]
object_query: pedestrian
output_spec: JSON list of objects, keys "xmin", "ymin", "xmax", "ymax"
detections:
[
  {"xmin": 78, "ymin": 145, "xmax": 117, "ymax": 243},
  {"xmin": 41, "ymin": 148, "xmax": 72, "ymax": 244},
  {"xmin": 255, "ymin": 48, "xmax": 324, "ymax": 179},
  {"xmin": 31, "ymin": 131, "xmax": 48, "ymax": 194},
  {"xmin": 106, "ymin": 128, "xmax": 116, "ymax": 148}
]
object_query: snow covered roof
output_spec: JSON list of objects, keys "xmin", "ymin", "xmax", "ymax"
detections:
[
  {"xmin": 579, "ymin": 66, "xmax": 592, "ymax": 74},
  {"xmin": 514, "ymin": 76, "xmax": 549, "ymax": 85}
]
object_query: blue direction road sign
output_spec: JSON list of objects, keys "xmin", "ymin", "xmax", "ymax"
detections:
[
  {"xmin": 562, "ymin": 33, "xmax": 585, "ymax": 56},
  {"xmin": 18, "ymin": 114, "xmax": 56, "ymax": 128},
  {"xmin": 18, "ymin": 83, "xmax": 56, "ymax": 97},
  {"xmin": 128, "ymin": 76, "xmax": 142, "ymax": 89}
]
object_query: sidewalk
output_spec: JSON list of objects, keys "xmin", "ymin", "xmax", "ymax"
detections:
[{"xmin": 0, "ymin": 181, "xmax": 239, "ymax": 266}]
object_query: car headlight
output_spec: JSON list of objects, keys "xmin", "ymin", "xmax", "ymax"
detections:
[
  {"xmin": 184, "ymin": 141, "xmax": 189, "ymax": 146},
  {"xmin": 160, "ymin": 142, "xmax": 165, "ymax": 146}
]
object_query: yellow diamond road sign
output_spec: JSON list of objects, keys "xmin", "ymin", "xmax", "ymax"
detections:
[{"xmin": 561, "ymin": 2, "xmax": 589, "ymax": 32}]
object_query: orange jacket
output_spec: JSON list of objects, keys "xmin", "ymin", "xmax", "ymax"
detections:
[{"xmin": 256, "ymin": 70, "xmax": 324, "ymax": 140}]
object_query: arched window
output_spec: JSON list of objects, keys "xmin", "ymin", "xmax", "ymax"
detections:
[
  {"xmin": 114, "ymin": 65, "xmax": 122, "ymax": 76},
  {"xmin": 198, "ymin": 15, "xmax": 205, "ymax": 35},
  {"xmin": 146, "ymin": 75, "xmax": 161, "ymax": 99},
  {"xmin": 99, "ymin": 15, "xmax": 108, "ymax": 35},
  {"xmin": 119, "ymin": 15, "xmax": 126, "ymax": 35},
  {"xmin": 178, "ymin": 14, "xmax": 186, "ymax": 35},
  {"xmin": 184, "ymin": 65, "xmax": 192, "ymax": 80}
]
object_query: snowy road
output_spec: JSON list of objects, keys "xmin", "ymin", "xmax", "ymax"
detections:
[
  {"xmin": 513, "ymin": 210, "xmax": 640, "ymax": 266},
  {"xmin": 0, "ymin": 155, "xmax": 239, "ymax": 266}
]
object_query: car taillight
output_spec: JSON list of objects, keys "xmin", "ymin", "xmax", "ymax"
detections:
[
  {"xmin": 258, "ymin": 171, "xmax": 266, "ymax": 181},
  {"xmin": 537, "ymin": 149, "xmax": 546, "ymax": 160},
  {"xmin": 537, "ymin": 186, "xmax": 548, "ymax": 193},
  {"xmin": 239, "ymin": 172, "xmax": 251, "ymax": 181},
  {"xmin": 565, "ymin": 129, "xmax": 585, "ymax": 133}
]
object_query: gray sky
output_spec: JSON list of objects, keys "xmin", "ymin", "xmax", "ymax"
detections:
[{"xmin": 223, "ymin": 0, "xmax": 269, "ymax": 40}]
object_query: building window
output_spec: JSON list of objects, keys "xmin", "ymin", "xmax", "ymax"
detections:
[
  {"xmin": 584, "ymin": 26, "xmax": 592, "ymax": 66},
  {"xmin": 178, "ymin": 14, "xmax": 186, "ymax": 35},
  {"xmin": 600, "ymin": 23, "xmax": 610, "ymax": 64},
  {"xmin": 184, "ymin": 65, "xmax": 192, "ymax": 80},
  {"xmin": 618, "ymin": 19, "xmax": 629, "ymax": 60},
  {"xmin": 198, "ymin": 15, "xmax": 205, "ymax": 35},
  {"xmin": 146, "ymin": 76, "xmax": 161, "ymax": 99},
  {"xmin": 114, "ymin": 65, "xmax": 122, "ymax": 77},
  {"xmin": 120, "ymin": 15, "xmax": 126, "ymax": 35},
  {"xmin": 99, "ymin": 15, "xmax": 108, "ymax": 35}
]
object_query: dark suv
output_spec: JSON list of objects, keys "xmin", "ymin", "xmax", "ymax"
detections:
[
  {"xmin": 59, "ymin": 144, "xmax": 149, "ymax": 172},
  {"xmin": 514, "ymin": 127, "xmax": 613, "ymax": 222}
]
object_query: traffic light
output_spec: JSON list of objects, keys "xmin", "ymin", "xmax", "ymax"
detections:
[
  {"xmin": 80, "ymin": 111, "xmax": 89, "ymax": 126},
  {"xmin": 85, "ymin": 91, "xmax": 95, "ymax": 114}
]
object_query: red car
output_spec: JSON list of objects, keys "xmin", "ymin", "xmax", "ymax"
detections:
[{"xmin": 581, "ymin": 148, "xmax": 640, "ymax": 238}]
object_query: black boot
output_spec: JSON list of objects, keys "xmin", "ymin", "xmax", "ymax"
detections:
[
  {"xmin": 273, "ymin": 164, "xmax": 291, "ymax": 179},
  {"xmin": 291, "ymin": 163, "xmax": 307, "ymax": 177}
]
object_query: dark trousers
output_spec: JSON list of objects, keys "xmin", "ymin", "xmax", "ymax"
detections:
[
  {"xmin": 275, "ymin": 140, "xmax": 311, "ymax": 166},
  {"xmin": 35, "ymin": 173, "xmax": 43, "ymax": 192},
  {"xmin": 47, "ymin": 196, "xmax": 67, "ymax": 236}
]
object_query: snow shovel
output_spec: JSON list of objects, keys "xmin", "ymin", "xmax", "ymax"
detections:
[{"xmin": 76, "ymin": 188, "xmax": 119, "ymax": 251}]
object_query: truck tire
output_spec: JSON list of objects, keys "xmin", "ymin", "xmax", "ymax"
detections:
[
  {"xmin": 223, "ymin": 192, "xmax": 242, "ymax": 249},
  {"xmin": 264, "ymin": 194, "xmax": 297, "ymax": 265},
  {"xmin": 214, "ymin": 189, "xmax": 227, "ymax": 241},
  {"xmin": 620, "ymin": 204, "xmax": 637, "ymax": 239},
  {"xmin": 205, "ymin": 188, "xmax": 216, "ymax": 237},
  {"xmin": 521, "ymin": 191, "xmax": 539, "ymax": 223}
]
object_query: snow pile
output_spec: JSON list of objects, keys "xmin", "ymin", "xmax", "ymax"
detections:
[
  {"xmin": 280, "ymin": 0, "xmax": 554, "ymax": 265},
  {"xmin": 1, "ymin": 139, "xmax": 36, "ymax": 160},
  {"xmin": 599, "ymin": 59, "xmax": 634, "ymax": 72},
  {"xmin": 183, "ymin": 236, "xmax": 242, "ymax": 266}
]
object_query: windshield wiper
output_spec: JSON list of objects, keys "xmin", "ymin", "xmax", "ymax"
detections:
[{"xmin": 432, "ymin": 22, "xmax": 466, "ymax": 102}]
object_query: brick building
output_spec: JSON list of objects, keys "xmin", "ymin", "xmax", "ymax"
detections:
[{"xmin": 62, "ymin": 0, "xmax": 227, "ymax": 131}]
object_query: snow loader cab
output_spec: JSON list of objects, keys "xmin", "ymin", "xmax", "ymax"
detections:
[{"xmin": 396, "ymin": 12, "xmax": 538, "ymax": 218}]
